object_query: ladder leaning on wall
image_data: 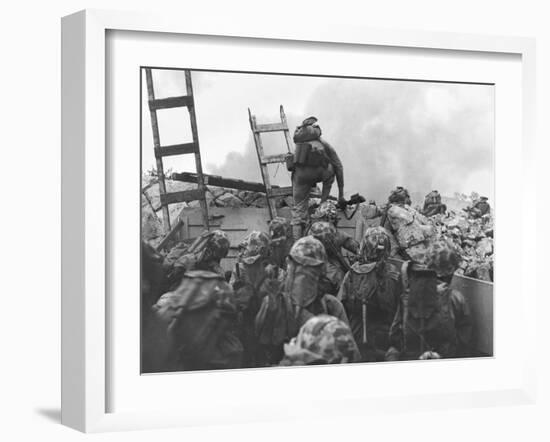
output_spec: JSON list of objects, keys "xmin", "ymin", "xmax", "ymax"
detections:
[
  {"xmin": 248, "ymin": 105, "xmax": 294, "ymax": 220},
  {"xmin": 144, "ymin": 68, "xmax": 209, "ymax": 237}
]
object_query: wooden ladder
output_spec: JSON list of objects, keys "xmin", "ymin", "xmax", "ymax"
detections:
[
  {"xmin": 144, "ymin": 68, "xmax": 209, "ymax": 235},
  {"xmin": 248, "ymin": 105, "xmax": 294, "ymax": 219}
]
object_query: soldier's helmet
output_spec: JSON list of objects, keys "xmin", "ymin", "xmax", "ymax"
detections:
[
  {"xmin": 289, "ymin": 235, "xmax": 327, "ymax": 267},
  {"xmin": 238, "ymin": 231, "xmax": 271, "ymax": 265},
  {"xmin": 302, "ymin": 116, "xmax": 318, "ymax": 126},
  {"xmin": 360, "ymin": 226, "xmax": 391, "ymax": 262},
  {"xmin": 388, "ymin": 186, "xmax": 411, "ymax": 205},
  {"xmin": 206, "ymin": 230, "xmax": 231, "ymax": 260},
  {"xmin": 480, "ymin": 196, "xmax": 489, "ymax": 201},
  {"xmin": 426, "ymin": 239, "xmax": 462, "ymax": 278},
  {"xmin": 312, "ymin": 200, "xmax": 339, "ymax": 223},
  {"xmin": 282, "ymin": 315, "xmax": 359, "ymax": 364},
  {"xmin": 268, "ymin": 216, "xmax": 292, "ymax": 240},
  {"xmin": 309, "ymin": 221, "xmax": 337, "ymax": 248},
  {"xmin": 154, "ymin": 270, "xmax": 235, "ymax": 326},
  {"xmin": 189, "ymin": 229, "xmax": 230, "ymax": 262}
]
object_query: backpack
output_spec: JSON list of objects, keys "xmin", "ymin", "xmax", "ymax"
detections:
[
  {"xmin": 255, "ymin": 288, "xmax": 298, "ymax": 347},
  {"xmin": 386, "ymin": 204, "xmax": 433, "ymax": 251},
  {"xmin": 294, "ymin": 140, "xmax": 329, "ymax": 168},
  {"xmin": 154, "ymin": 273, "xmax": 243, "ymax": 370},
  {"xmin": 398, "ymin": 262, "xmax": 456, "ymax": 358},
  {"xmin": 293, "ymin": 117, "xmax": 322, "ymax": 143}
]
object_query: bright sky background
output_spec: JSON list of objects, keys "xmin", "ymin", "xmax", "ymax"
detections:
[{"xmin": 141, "ymin": 69, "xmax": 494, "ymax": 203}]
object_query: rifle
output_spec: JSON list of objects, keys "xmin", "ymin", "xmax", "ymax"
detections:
[
  {"xmin": 337, "ymin": 193, "xmax": 366, "ymax": 220},
  {"xmin": 325, "ymin": 238, "xmax": 352, "ymax": 273}
]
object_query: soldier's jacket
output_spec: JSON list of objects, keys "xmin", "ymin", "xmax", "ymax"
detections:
[
  {"xmin": 296, "ymin": 293, "xmax": 349, "ymax": 328},
  {"xmin": 165, "ymin": 253, "xmax": 225, "ymax": 290},
  {"xmin": 423, "ymin": 203, "xmax": 446, "ymax": 217},
  {"xmin": 337, "ymin": 261, "xmax": 400, "ymax": 360},
  {"xmin": 230, "ymin": 263, "xmax": 283, "ymax": 367},
  {"xmin": 255, "ymin": 285, "xmax": 350, "ymax": 349},
  {"xmin": 153, "ymin": 271, "xmax": 243, "ymax": 371},
  {"xmin": 388, "ymin": 280, "xmax": 473, "ymax": 360},
  {"xmin": 385, "ymin": 204, "xmax": 434, "ymax": 263},
  {"xmin": 315, "ymin": 229, "xmax": 359, "ymax": 295}
]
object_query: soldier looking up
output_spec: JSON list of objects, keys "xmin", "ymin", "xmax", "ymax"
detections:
[{"xmin": 289, "ymin": 116, "xmax": 345, "ymax": 240}]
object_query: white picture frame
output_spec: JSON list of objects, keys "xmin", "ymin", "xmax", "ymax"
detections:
[{"xmin": 61, "ymin": 9, "xmax": 537, "ymax": 433}]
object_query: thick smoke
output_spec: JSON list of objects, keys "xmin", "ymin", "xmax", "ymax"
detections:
[{"xmin": 211, "ymin": 79, "xmax": 494, "ymax": 204}]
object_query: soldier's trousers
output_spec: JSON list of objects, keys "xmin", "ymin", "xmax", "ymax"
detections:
[{"xmin": 290, "ymin": 167, "xmax": 335, "ymax": 238}]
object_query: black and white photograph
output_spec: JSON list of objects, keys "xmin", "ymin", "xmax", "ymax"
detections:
[{"xmin": 140, "ymin": 68, "xmax": 494, "ymax": 373}]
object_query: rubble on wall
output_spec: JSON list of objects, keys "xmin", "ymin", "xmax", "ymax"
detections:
[
  {"xmin": 141, "ymin": 177, "xmax": 291, "ymax": 245},
  {"xmin": 428, "ymin": 211, "xmax": 494, "ymax": 282}
]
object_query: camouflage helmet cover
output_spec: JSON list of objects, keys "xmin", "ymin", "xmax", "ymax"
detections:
[
  {"xmin": 209, "ymin": 230, "xmax": 231, "ymax": 259},
  {"xmin": 289, "ymin": 235, "xmax": 327, "ymax": 267},
  {"xmin": 283, "ymin": 315, "xmax": 358, "ymax": 364},
  {"xmin": 154, "ymin": 270, "xmax": 235, "ymax": 325},
  {"xmin": 426, "ymin": 239, "xmax": 462, "ymax": 277},
  {"xmin": 360, "ymin": 226, "xmax": 391, "ymax": 262},
  {"xmin": 312, "ymin": 200, "xmax": 339, "ymax": 223},
  {"xmin": 189, "ymin": 229, "xmax": 230, "ymax": 261},
  {"xmin": 268, "ymin": 216, "xmax": 292, "ymax": 239},
  {"xmin": 309, "ymin": 221, "xmax": 337, "ymax": 247},
  {"xmin": 239, "ymin": 230, "xmax": 271, "ymax": 265}
]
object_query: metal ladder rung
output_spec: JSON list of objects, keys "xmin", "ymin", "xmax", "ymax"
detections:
[
  {"xmin": 148, "ymin": 95, "xmax": 194, "ymax": 111},
  {"xmin": 254, "ymin": 122, "xmax": 286, "ymax": 133},
  {"xmin": 154, "ymin": 142, "xmax": 197, "ymax": 158}
]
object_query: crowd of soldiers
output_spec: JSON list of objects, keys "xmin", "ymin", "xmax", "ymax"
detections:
[{"xmin": 141, "ymin": 184, "xmax": 482, "ymax": 372}]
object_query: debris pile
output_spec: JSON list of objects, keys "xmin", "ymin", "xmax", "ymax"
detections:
[
  {"xmin": 428, "ymin": 211, "xmax": 493, "ymax": 281},
  {"xmin": 141, "ymin": 176, "xmax": 292, "ymax": 244}
]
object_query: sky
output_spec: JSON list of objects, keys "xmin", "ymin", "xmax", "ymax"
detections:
[{"xmin": 141, "ymin": 69, "xmax": 494, "ymax": 203}]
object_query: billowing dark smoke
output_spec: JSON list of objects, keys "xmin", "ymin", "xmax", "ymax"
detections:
[{"xmin": 211, "ymin": 79, "xmax": 494, "ymax": 204}]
